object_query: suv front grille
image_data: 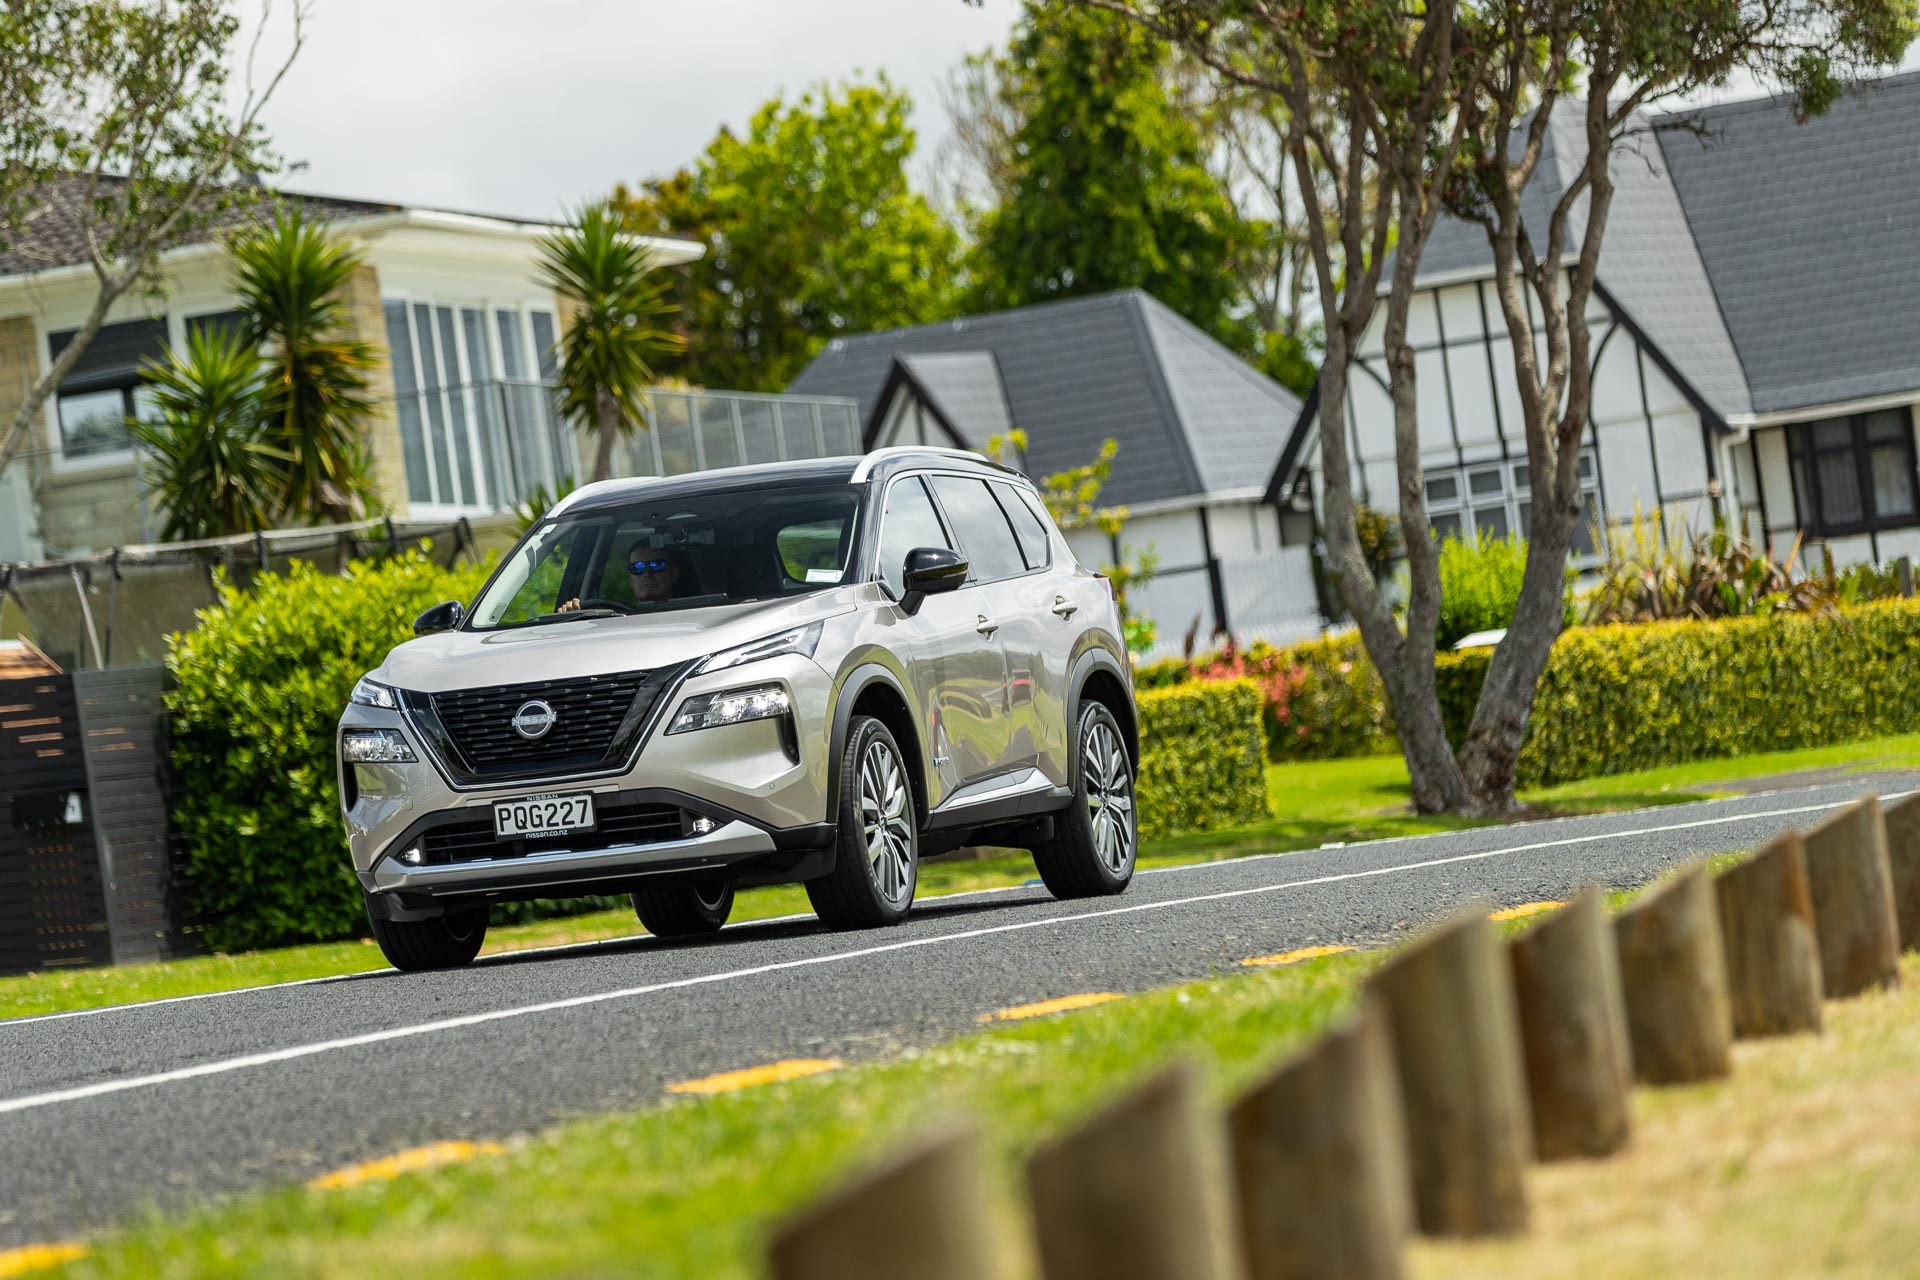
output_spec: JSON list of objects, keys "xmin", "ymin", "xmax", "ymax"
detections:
[
  {"xmin": 400, "ymin": 664, "xmax": 689, "ymax": 785},
  {"xmin": 433, "ymin": 672, "xmax": 646, "ymax": 768},
  {"xmin": 418, "ymin": 799, "xmax": 685, "ymax": 865}
]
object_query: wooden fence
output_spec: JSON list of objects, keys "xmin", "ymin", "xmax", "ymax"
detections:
[
  {"xmin": 0, "ymin": 668, "xmax": 199, "ymax": 975},
  {"xmin": 768, "ymin": 792, "xmax": 1920, "ymax": 1279}
]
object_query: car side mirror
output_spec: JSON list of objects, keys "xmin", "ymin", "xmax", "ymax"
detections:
[
  {"xmin": 413, "ymin": 599, "xmax": 465, "ymax": 635},
  {"xmin": 898, "ymin": 546, "xmax": 968, "ymax": 616}
]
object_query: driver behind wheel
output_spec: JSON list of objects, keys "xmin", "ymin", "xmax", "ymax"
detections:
[{"xmin": 559, "ymin": 540, "xmax": 684, "ymax": 612}]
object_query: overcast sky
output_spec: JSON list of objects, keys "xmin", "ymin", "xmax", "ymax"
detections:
[
  {"xmin": 237, "ymin": 2, "xmax": 1918, "ymax": 222},
  {"xmin": 239, "ymin": 0, "xmax": 1022, "ymax": 220}
]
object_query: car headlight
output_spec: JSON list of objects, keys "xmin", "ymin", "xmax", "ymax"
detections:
[
  {"xmin": 696, "ymin": 623, "xmax": 823, "ymax": 675},
  {"xmin": 341, "ymin": 728, "xmax": 417, "ymax": 763},
  {"xmin": 668, "ymin": 684, "xmax": 792, "ymax": 735},
  {"xmin": 349, "ymin": 676, "xmax": 399, "ymax": 709}
]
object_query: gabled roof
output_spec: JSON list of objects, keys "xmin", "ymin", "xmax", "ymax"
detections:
[
  {"xmin": 1658, "ymin": 71, "xmax": 1920, "ymax": 414},
  {"xmin": 788, "ymin": 289, "xmax": 1303, "ymax": 507}
]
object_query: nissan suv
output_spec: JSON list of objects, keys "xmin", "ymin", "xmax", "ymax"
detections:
[{"xmin": 337, "ymin": 447, "xmax": 1140, "ymax": 970}]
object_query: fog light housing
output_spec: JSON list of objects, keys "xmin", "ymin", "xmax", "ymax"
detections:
[
  {"xmin": 690, "ymin": 815, "xmax": 718, "ymax": 836},
  {"xmin": 341, "ymin": 728, "xmax": 417, "ymax": 763},
  {"xmin": 399, "ymin": 846, "xmax": 424, "ymax": 865},
  {"xmin": 668, "ymin": 684, "xmax": 791, "ymax": 735}
]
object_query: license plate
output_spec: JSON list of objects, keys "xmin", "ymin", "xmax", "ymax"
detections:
[{"xmin": 493, "ymin": 792, "xmax": 596, "ymax": 839}]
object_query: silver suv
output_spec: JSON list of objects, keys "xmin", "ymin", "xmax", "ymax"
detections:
[{"xmin": 337, "ymin": 447, "xmax": 1140, "ymax": 970}]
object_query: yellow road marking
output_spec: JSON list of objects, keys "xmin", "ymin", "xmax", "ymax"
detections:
[
  {"xmin": 980, "ymin": 992, "xmax": 1124, "ymax": 1022},
  {"xmin": 667, "ymin": 1058, "xmax": 842, "ymax": 1095},
  {"xmin": 1241, "ymin": 944, "xmax": 1356, "ymax": 968},
  {"xmin": 1489, "ymin": 900, "xmax": 1564, "ymax": 922},
  {"xmin": 308, "ymin": 1139, "xmax": 506, "ymax": 1191},
  {"xmin": 0, "ymin": 1242, "xmax": 88, "ymax": 1277}
]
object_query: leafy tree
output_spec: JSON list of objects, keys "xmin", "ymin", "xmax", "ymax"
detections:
[
  {"xmin": 231, "ymin": 209, "xmax": 381, "ymax": 525},
  {"xmin": 535, "ymin": 205, "xmax": 684, "ymax": 482},
  {"xmin": 132, "ymin": 325, "xmax": 283, "ymax": 540},
  {"xmin": 1081, "ymin": 0, "xmax": 1914, "ymax": 813},
  {"xmin": 613, "ymin": 78, "xmax": 961, "ymax": 392},
  {"xmin": 966, "ymin": 4, "xmax": 1250, "ymax": 345},
  {"xmin": 0, "ymin": 0, "xmax": 302, "ymax": 481}
]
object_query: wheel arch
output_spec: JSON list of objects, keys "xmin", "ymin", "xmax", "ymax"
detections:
[
  {"xmin": 827, "ymin": 663, "xmax": 929, "ymax": 829},
  {"xmin": 1067, "ymin": 647, "xmax": 1140, "ymax": 771}
]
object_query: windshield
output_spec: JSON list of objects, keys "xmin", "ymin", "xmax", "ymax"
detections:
[{"xmin": 469, "ymin": 481, "xmax": 862, "ymax": 630}]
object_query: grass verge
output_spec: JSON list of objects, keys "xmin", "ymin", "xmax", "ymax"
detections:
[{"xmin": 7, "ymin": 731, "xmax": 1916, "ymax": 1022}]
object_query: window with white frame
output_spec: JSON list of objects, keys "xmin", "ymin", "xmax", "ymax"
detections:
[
  {"xmin": 381, "ymin": 298, "xmax": 563, "ymax": 511},
  {"xmin": 1423, "ymin": 451, "xmax": 1602, "ymax": 558}
]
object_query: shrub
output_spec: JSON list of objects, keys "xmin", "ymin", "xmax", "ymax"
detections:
[
  {"xmin": 1435, "ymin": 534, "xmax": 1573, "ymax": 650},
  {"xmin": 1583, "ymin": 510, "xmax": 1835, "ymax": 623},
  {"xmin": 168, "ymin": 552, "xmax": 495, "ymax": 951},
  {"xmin": 1136, "ymin": 634, "xmax": 1395, "ymax": 761},
  {"xmin": 1518, "ymin": 599, "xmax": 1920, "ymax": 786},
  {"xmin": 1134, "ymin": 679, "xmax": 1272, "ymax": 839}
]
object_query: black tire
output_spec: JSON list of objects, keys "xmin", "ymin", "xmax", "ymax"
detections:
[
  {"xmin": 632, "ymin": 877, "xmax": 735, "ymax": 937},
  {"xmin": 806, "ymin": 715, "xmax": 918, "ymax": 930},
  {"xmin": 1031, "ymin": 700, "xmax": 1137, "ymax": 899},
  {"xmin": 367, "ymin": 903, "xmax": 489, "ymax": 971}
]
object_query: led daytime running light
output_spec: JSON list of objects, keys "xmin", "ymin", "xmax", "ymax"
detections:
[{"xmin": 668, "ymin": 684, "xmax": 792, "ymax": 735}]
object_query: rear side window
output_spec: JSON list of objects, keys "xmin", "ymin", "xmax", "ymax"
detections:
[
  {"xmin": 876, "ymin": 476, "xmax": 953, "ymax": 598},
  {"xmin": 994, "ymin": 482, "xmax": 1052, "ymax": 570},
  {"xmin": 929, "ymin": 475, "xmax": 1028, "ymax": 583}
]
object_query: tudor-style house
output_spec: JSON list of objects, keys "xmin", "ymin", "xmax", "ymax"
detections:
[{"xmin": 1266, "ymin": 71, "xmax": 1920, "ymax": 578}]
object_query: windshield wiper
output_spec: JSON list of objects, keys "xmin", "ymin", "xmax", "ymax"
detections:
[{"xmin": 519, "ymin": 608, "xmax": 620, "ymax": 627}]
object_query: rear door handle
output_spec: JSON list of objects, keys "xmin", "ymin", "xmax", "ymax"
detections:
[
  {"xmin": 1051, "ymin": 596, "xmax": 1078, "ymax": 619},
  {"xmin": 976, "ymin": 615, "xmax": 999, "ymax": 637}
]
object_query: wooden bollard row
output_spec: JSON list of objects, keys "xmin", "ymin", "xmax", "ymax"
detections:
[{"xmin": 771, "ymin": 791, "xmax": 1920, "ymax": 1280}]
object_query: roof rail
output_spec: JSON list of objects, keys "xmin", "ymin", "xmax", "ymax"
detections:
[{"xmin": 850, "ymin": 445, "xmax": 1011, "ymax": 482}]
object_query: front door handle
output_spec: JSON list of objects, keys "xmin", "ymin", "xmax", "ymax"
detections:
[
  {"xmin": 1051, "ymin": 595, "xmax": 1078, "ymax": 619},
  {"xmin": 976, "ymin": 615, "xmax": 1000, "ymax": 637}
]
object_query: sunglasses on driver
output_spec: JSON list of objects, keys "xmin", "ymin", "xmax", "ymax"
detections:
[{"xmin": 629, "ymin": 558, "xmax": 673, "ymax": 575}]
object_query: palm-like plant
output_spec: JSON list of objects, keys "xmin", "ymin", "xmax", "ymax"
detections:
[
  {"xmin": 535, "ymin": 205, "xmax": 685, "ymax": 481},
  {"xmin": 230, "ymin": 208, "xmax": 381, "ymax": 524},
  {"xmin": 132, "ymin": 326, "xmax": 288, "ymax": 540}
]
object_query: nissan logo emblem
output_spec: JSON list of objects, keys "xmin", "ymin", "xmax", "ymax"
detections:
[{"xmin": 511, "ymin": 699, "xmax": 557, "ymax": 740}]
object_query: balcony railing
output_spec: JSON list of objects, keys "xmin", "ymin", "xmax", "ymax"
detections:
[{"xmin": 389, "ymin": 378, "xmax": 864, "ymax": 514}]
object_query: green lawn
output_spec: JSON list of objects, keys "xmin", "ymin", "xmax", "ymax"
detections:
[{"xmin": 6, "ymin": 731, "xmax": 1916, "ymax": 1023}]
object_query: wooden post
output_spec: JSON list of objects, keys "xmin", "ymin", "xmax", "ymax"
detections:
[
  {"xmin": 1227, "ymin": 1000, "xmax": 1413, "ymax": 1280},
  {"xmin": 1506, "ymin": 888, "xmax": 1632, "ymax": 1159},
  {"xmin": 1876, "ymin": 790, "xmax": 1920, "ymax": 953},
  {"xmin": 1800, "ymin": 796, "xmax": 1902, "ymax": 996},
  {"xmin": 1714, "ymin": 832, "xmax": 1823, "ymax": 1037},
  {"xmin": 1613, "ymin": 863, "xmax": 1733, "ymax": 1084},
  {"xmin": 768, "ymin": 1124, "xmax": 1004, "ymax": 1280},
  {"xmin": 1027, "ymin": 1061, "xmax": 1241, "ymax": 1280},
  {"xmin": 1897, "ymin": 555, "xmax": 1915, "ymax": 599},
  {"xmin": 1365, "ymin": 906, "xmax": 1531, "ymax": 1237}
]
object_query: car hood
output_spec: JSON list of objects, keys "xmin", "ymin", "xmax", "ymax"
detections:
[{"xmin": 374, "ymin": 590, "xmax": 860, "ymax": 693}]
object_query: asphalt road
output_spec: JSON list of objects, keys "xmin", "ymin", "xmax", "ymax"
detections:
[{"xmin": 1, "ymin": 775, "xmax": 1910, "ymax": 1247}]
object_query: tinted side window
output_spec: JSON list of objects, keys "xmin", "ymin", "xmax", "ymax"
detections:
[
  {"xmin": 994, "ymin": 483, "xmax": 1052, "ymax": 570},
  {"xmin": 877, "ymin": 476, "xmax": 953, "ymax": 598},
  {"xmin": 930, "ymin": 475, "xmax": 1028, "ymax": 583}
]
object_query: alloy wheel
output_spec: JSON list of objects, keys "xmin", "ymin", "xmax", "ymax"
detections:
[
  {"xmin": 1083, "ymin": 719, "xmax": 1135, "ymax": 875},
  {"xmin": 859, "ymin": 737, "xmax": 915, "ymax": 906}
]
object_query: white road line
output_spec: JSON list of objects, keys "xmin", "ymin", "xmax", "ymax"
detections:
[{"xmin": 0, "ymin": 792, "xmax": 1855, "ymax": 1118}]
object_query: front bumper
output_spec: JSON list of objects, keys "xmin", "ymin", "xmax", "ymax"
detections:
[{"xmin": 338, "ymin": 653, "xmax": 835, "ymax": 905}]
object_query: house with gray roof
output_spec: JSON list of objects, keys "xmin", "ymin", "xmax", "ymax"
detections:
[
  {"xmin": 790, "ymin": 288, "xmax": 1321, "ymax": 654},
  {"xmin": 1266, "ymin": 70, "xmax": 1920, "ymax": 577}
]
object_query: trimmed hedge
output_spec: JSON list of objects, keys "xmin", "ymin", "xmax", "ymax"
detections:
[
  {"xmin": 168, "ymin": 553, "xmax": 495, "ymax": 951},
  {"xmin": 1137, "ymin": 635, "xmax": 1396, "ymax": 762},
  {"xmin": 1516, "ymin": 600, "xmax": 1920, "ymax": 787},
  {"xmin": 1142, "ymin": 597, "xmax": 1920, "ymax": 790},
  {"xmin": 1135, "ymin": 679, "xmax": 1272, "ymax": 839}
]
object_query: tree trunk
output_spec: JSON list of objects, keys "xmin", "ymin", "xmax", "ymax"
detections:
[
  {"xmin": 1613, "ymin": 864, "xmax": 1733, "ymax": 1084},
  {"xmin": 1713, "ymin": 832, "xmax": 1822, "ymax": 1038},
  {"xmin": 1365, "ymin": 906, "xmax": 1531, "ymax": 1236},
  {"xmin": 590, "ymin": 387, "xmax": 621, "ymax": 482},
  {"xmin": 767, "ymin": 1124, "xmax": 1005, "ymax": 1280},
  {"xmin": 1227, "ymin": 1000, "xmax": 1413, "ymax": 1280},
  {"xmin": 1026, "ymin": 1061, "xmax": 1241, "ymax": 1280},
  {"xmin": 1505, "ymin": 888, "xmax": 1632, "ymax": 1159}
]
